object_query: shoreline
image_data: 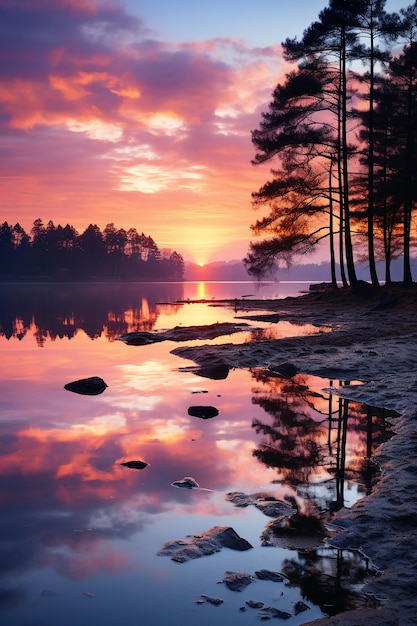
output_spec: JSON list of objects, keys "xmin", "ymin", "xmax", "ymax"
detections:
[{"xmin": 172, "ymin": 285, "xmax": 417, "ymax": 625}]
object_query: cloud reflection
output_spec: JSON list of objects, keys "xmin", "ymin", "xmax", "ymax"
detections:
[{"xmin": 0, "ymin": 297, "xmax": 395, "ymax": 613}]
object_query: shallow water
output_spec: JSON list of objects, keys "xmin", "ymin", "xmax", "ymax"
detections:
[{"xmin": 0, "ymin": 282, "xmax": 393, "ymax": 625}]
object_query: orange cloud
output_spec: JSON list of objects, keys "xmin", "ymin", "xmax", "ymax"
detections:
[{"xmin": 0, "ymin": 1, "xmax": 287, "ymax": 261}]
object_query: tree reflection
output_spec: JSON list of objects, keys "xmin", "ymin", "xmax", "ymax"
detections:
[
  {"xmin": 251, "ymin": 370, "xmax": 395, "ymax": 514},
  {"xmin": 282, "ymin": 547, "xmax": 379, "ymax": 616},
  {"xmin": 0, "ymin": 283, "xmax": 183, "ymax": 346},
  {"xmin": 251, "ymin": 369, "xmax": 397, "ymax": 614}
]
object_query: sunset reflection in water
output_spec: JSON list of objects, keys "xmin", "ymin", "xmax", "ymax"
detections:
[{"xmin": 0, "ymin": 283, "xmax": 393, "ymax": 625}]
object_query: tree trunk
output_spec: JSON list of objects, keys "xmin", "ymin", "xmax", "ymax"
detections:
[
  {"xmin": 367, "ymin": 16, "xmax": 380, "ymax": 287},
  {"xmin": 329, "ymin": 158, "xmax": 338, "ymax": 288},
  {"xmin": 341, "ymin": 27, "xmax": 357, "ymax": 288}
]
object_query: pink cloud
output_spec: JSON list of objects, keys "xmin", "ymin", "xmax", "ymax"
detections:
[{"xmin": 0, "ymin": 0, "xmax": 287, "ymax": 261}]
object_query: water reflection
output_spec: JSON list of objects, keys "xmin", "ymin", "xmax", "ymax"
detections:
[
  {"xmin": 246, "ymin": 370, "xmax": 394, "ymax": 616},
  {"xmin": 251, "ymin": 370, "xmax": 394, "ymax": 512},
  {"xmin": 0, "ymin": 282, "xmax": 323, "ymax": 347},
  {"xmin": 0, "ymin": 283, "xmax": 184, "ymax": 344},
  {"xmin": 282, "ymin": 546, "xmax": 378, "ymax": 616},
  {"xmin": 0, "ymin": 288, "xmax": 396, "ymax": 624}
]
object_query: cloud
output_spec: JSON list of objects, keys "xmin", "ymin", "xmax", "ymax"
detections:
[{"xmin": 0, "ymin": 0, "xmax": 286, "ymax": 261}]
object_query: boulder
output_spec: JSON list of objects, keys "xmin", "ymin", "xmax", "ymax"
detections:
[
  {"xmin": 255, "ymin": 500, "xmax": 296, "ymax": 518},
  {"xmin": 195, "ymin": 362, "xmax": 229, "ymax": 380},
  {"xmin": 200, "ymin": 594, "xmax": 224, "ymax": 606},
  {"xmin": 246, "ymin": 600, "xmax": 265, "ymax": 609},
  {"xmin": 171, "ymin": 476, "xmax": 200, "ymax": 489},
  {"xmin": 157, "ymin": 525, "xmax": 252, "ymax": 563},
  {"xmin": 267, "ymin": 362, "xmax": 299, "ymax": 378},
  {"xmin": 117, "ymin": 332, "xmax": 163, "ymax": 346},
  {"xmin": 260, "ymin": 512, "xmax": 328, "ymax": 550},
  {"xmin": 120, "ymin": 460, "xmax": 149, "ymax": 470},
  {"xmin": 255, "ymin": 569, "xmax": 284, "ymax": 583},
  {"xmin": 225, "ymin": 492, "xmax": 295, "ymax": 518},
  {"xmin": 294, "ymin": 600, "xmax": 310, "ymax": 615},
  {"xmin": 64, "ymin": 376, "xmax": 108, "ymax": 395},
  {"xmin": 259, "ymin": 606, "xmax": 292, "ymax": 620},
  {"xmin": 188, "ymin": 406, "xmax": 219, "ymax": 419},
  {"xmin": 214, "ymin": 527, "xmax": 253, "ymax": 551},
  {"xmin": 220, "ymin": 570, "xmax": 253, "ymax": 592},
  {"xmin": 309, "ymin": 282, "xmax": 333, "ymax": 291}
]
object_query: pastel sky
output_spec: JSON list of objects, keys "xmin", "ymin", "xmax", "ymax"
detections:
[{"xmin": 0, "ymin": 0, "xmax": 408, "ymax": 264}]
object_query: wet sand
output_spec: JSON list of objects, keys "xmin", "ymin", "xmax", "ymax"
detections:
[{"xmin": 172, "ymin": 284, "xmax": 417, "ymax": 625}]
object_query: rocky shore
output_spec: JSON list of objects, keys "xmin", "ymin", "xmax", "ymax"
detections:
[{"xmin": 172, "ymin": 284, "xmax": 417, "ymax": 626}]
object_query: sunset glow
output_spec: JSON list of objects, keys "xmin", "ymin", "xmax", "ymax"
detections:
[
  {"xmin": 0, "ymin": 0, "xmax": 408, "ymax": 263},
  {"xmin": 0, "ymin": 2, "xmax": 284, "ymax": 263}
]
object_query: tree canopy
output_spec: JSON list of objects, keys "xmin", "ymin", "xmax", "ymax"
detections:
[{"xmin": 245, "ymin": 0, "xmax": 417, "ymax": 287}]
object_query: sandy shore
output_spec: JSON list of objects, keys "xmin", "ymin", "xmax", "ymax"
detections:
[{"xmin": 172, "ymin": 284, "xmax": 417, "ymax": 625}]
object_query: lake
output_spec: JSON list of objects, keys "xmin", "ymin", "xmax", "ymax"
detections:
[{"xmin": 0, "ymin": 281, "xmax": 392, "ymax": 625}]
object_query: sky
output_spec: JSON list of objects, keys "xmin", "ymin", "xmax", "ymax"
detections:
[{"xmin": 0, "ymin": 0, "xmax": 409, "ymax": 264}]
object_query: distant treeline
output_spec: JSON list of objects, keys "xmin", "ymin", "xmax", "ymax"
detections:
[{"xmin": 0, "ymin": 219, "xmax": 184, "ymax": 281}]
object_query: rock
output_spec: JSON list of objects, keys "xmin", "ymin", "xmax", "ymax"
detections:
[
  {"xmin": 64, "ymin": 376, "xmax": 108, "ymax": 395},
  {"xmin": 284, "ymin": 512, "xmax": 325, "ymax": 535},
  {"xmin": 261, "ymin": 512, "xmax": 328, "ymax": 550},
  {"xmin": 260, "ymin": 518, "xmax": 291, "ymax": 547},
  {"xmin": 294, "ymin": 600, "xmax": 310, "ymax": 614},
  {"xmin": 225, "ymin": 492, "xmax": 295, "ymax": 518},
  {"xmin": 121, "ymin": 332, "xmax": 164, "ymax": 345},
  {"xmin": 195, "ymin": 362, "xmax": 230, "ymax": 380},
  {"xmin": 157, "ymin": 526, "xmax": 252, "ymax": 562},
  {"xmin": 120, "ymin": 460, "xmax": 149, "ymax": 470},
  {"xmin": 309, "ymin": 282, "xmax": 334, "ymax": 291},
  {"xmin": 188, "ymin": 406, "xmax": 219, "ymax": 419},
  {"xmin": 200, "ymin": 594, "xmax": 224, "ymax": 606},
  {"xmin": 158, "ymin": 539, "xmax": 217, "ymax": 563},
  {"xmin": 221, "ymin": 571, "xmax": 253, "ymax": 592},
  {"xmin": 255, "ymin": 569, "xmax": 284, "ymax": 583},
  {"xmin": 235, "ymin": 313, "xmax": 280, "ymax": 322},
  {"xmin": 214, "ymin": 527, "xmax": 252, "ymax": 551},
  {"xmin": 171, "ymin": 476, "xmax": 200, "ymax": 489},
  {"xmin": 225, "ymin": 492, "xmax": 252, "ymax": 507},
  {"xmin": 117, "ymin": 322, "xmax": 251, "ymax": 345},
  {"xmin": 259, "ymin": 606, "xmax": 292, "ymax": 620},
  {"xmin": 267, "ymin": 362, "xmax": 299, "ymax": 378},
  {"xmin": 246, "ymin": 600, "xmax": 265, "ymax": 609},
  {"xmin": 255, "ymin": 500, "xmax": 296, "ymax": 518}
]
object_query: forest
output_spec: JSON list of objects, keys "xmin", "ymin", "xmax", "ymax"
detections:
[
  {"xmin": 245, "ymin": 0, "xmax": 417, "ymax": 288},
  {"xmin": 0, "ymin": 219, "xmax": 185, "ymax": 281}
]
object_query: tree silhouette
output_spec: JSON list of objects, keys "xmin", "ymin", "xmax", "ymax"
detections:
[
  {"xmin": 247, "ymin": 0, "xmax": 416, "ymax": 286},
  {"xmin": 0, "ymin": 220, "xmax": 184, "ymax": 282}
]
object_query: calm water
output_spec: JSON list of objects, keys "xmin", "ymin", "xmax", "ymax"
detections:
[{"xmin": 0, "ymin": 282, "xmax": 393, "ymax": 625}]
